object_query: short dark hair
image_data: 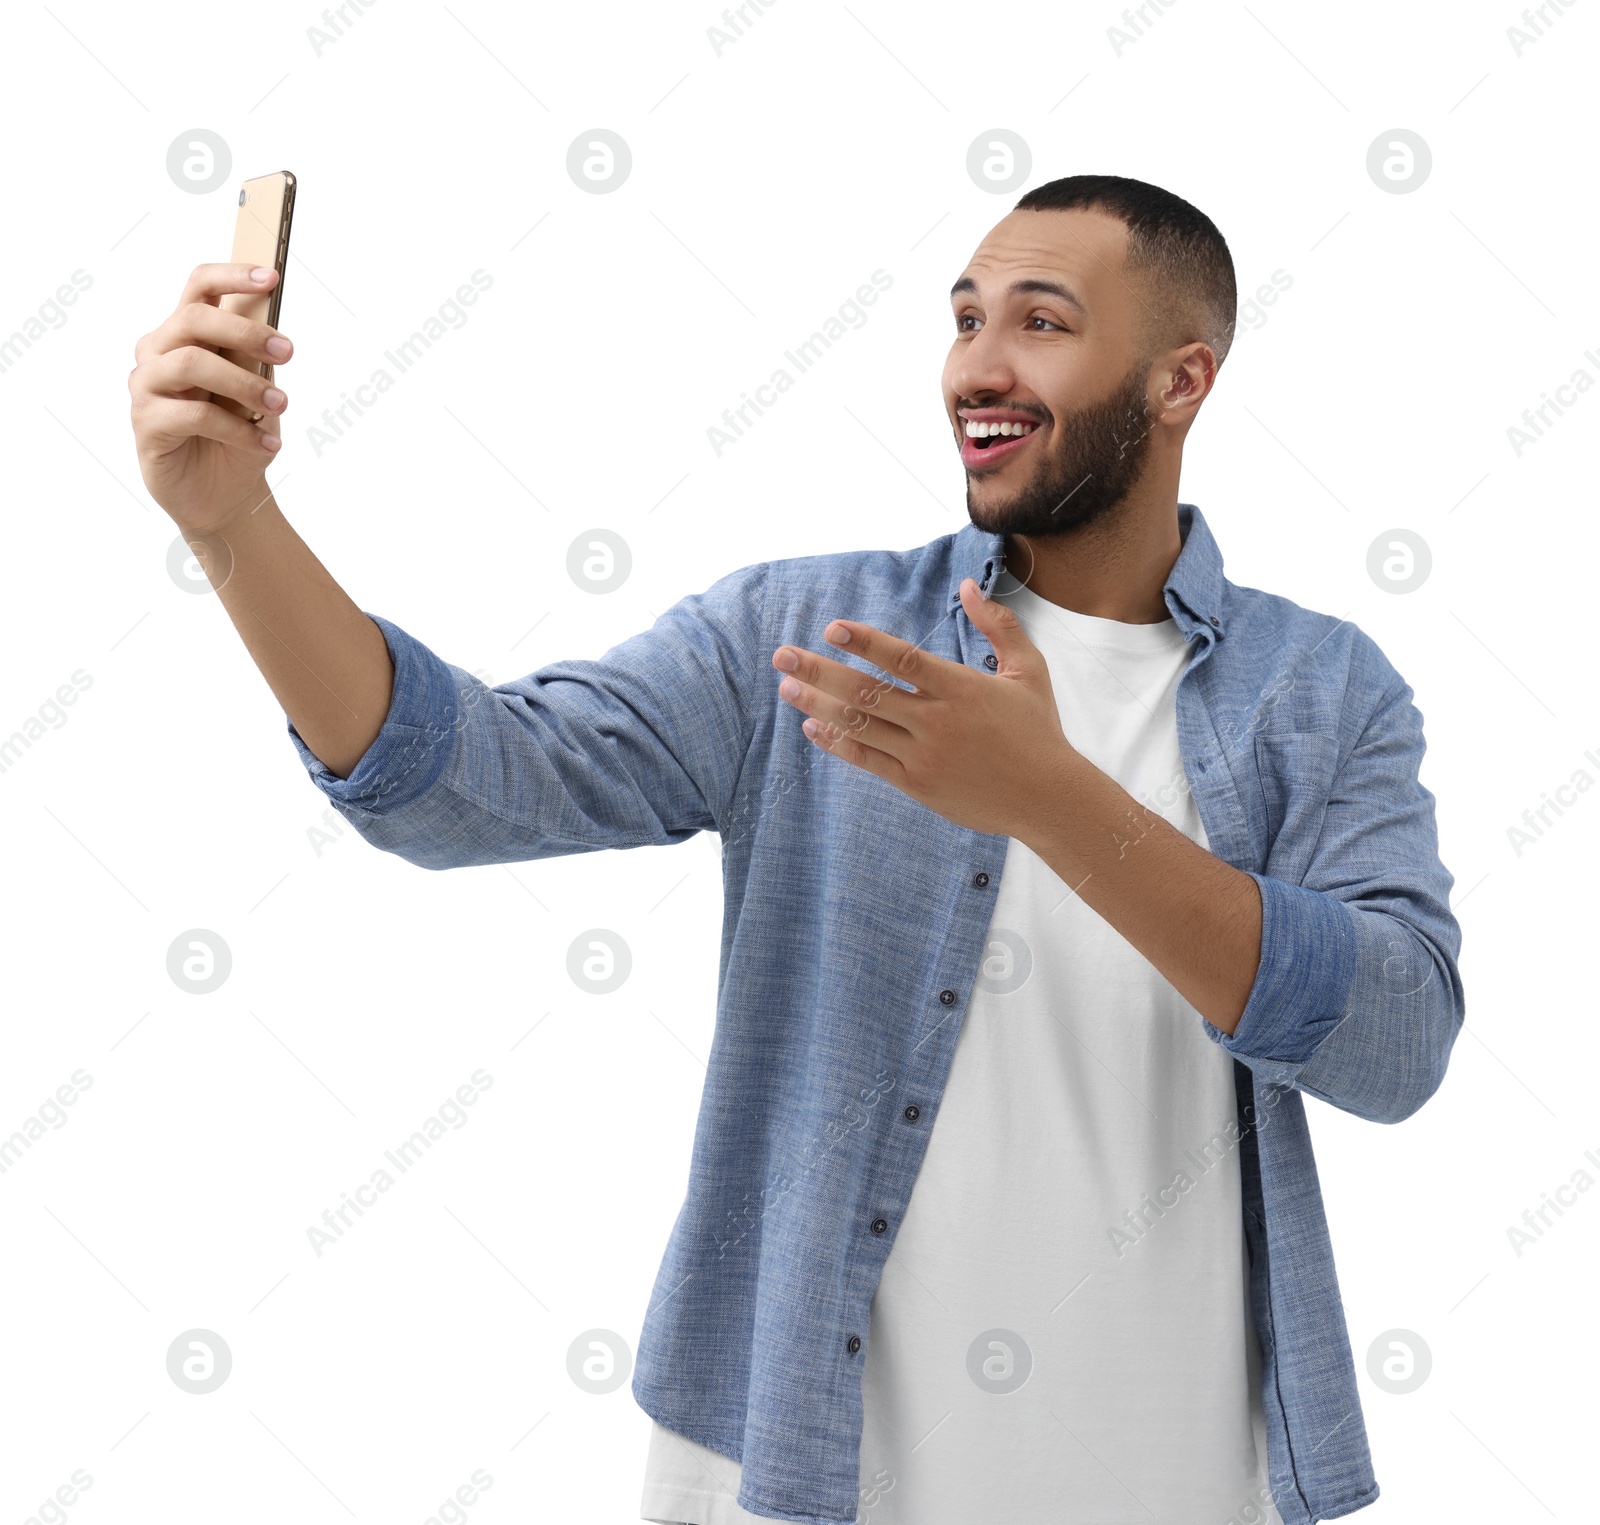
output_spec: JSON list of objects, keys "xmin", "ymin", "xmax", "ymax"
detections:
[{"xmin": 1012, "ymin": 174, "xmax": 1238, "ymax": 369}]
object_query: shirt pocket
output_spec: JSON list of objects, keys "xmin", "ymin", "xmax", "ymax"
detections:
[{"xmin": 1253, "ymin": 731, "xmax": 1341, "ymax": 879}]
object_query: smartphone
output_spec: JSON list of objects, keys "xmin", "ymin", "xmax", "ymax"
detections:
[{"xmin": 212, "ymin": 170, "xmax": 296, "ymax": 422}]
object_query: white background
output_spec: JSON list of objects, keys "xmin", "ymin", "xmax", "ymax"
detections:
[{"xmin": 1, "ymin": 1, "xmax": 1595, "ymax": 1521}]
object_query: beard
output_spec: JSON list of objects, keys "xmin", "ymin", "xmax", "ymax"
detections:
[{"xmin": 962, "ymin": 359, "xmax": 1159, "ymax": 540}]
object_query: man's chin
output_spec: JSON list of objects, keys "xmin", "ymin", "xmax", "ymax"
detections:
[{"xmin": 964, "ymin": 484, "xmax": 1034, "ymax": 533}]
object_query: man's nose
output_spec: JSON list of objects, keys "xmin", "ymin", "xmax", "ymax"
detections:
[{"xmin": 949, "ymin": 332, "xmax": 1017, "ymax": 401}]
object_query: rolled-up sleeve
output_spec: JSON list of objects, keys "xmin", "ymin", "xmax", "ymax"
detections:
[
  {"xmin": 286, "ymin": 560, "xmax": 769, "ymax": 870},
  {"xmin": 288, "ymin": 611, "xmax": 465, "ymax": 816},
  {"xmin": 1200, "ymin": 665, "xmax": 1466, "ymax": 1125}
]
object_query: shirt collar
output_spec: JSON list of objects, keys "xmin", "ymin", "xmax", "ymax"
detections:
[{"xmin": 948, "ymin": 500, "xmax": 1227, "ymax": 640}]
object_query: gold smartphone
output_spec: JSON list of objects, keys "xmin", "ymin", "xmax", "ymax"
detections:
[{"xmin": 212, "ymin": 170, "xmax": 296, "ymax": 422}]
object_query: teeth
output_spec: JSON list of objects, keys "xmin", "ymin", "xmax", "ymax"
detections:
[{"xmin": 965, "ymin": 420, "xmax": 1037, "ymax": 438}]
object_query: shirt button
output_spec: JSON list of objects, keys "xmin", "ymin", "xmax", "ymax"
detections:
[
  {"xmin": 938, "ymin": 989, "xmax": 956, "ymax": 1006},
  {"xmin": 1208, "ymin": 614, "xmax": 1220, "ymax": 627},
  {"xmin": 902, "ymin": 1104, "xmax": 921, "ymax": 1122},
  {"xmin": 871, "ymin": 1217, "xmax": 888, "ymax": 1234},
  {"xmin": 984, "ymin": 653, "xmax": 998, "ymax": 670},
  {"xmin": 847, "ymin": 1334, "xmax": 862, "ymax": 1354},
  {"xmin": 973, "ymin": 871, "xmax": 990, "ymax": 888}
]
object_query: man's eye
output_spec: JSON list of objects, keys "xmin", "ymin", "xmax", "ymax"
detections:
[
  {"xmin": 1030, "ymin": 315, "xmax": 1063, "ymax": 331},
  {"xmin": 956, "ymin": 314, "xmax": 981, "ymax": 332}
]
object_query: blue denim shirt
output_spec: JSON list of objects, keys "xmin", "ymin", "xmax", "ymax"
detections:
[{"xmin": 287, "ymin": 502, "xmax": 1465, "ymax": 1525}]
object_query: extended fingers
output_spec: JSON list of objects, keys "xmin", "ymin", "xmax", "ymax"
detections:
[
  {"xmin": 772, "ymin": 664, "xmax": 912, "ymax": 750},
  {"xmin": 772, "ymin": 647, "xmax": 910, "ymax": 715}
]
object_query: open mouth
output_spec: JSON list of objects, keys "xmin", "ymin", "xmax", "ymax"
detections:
[{"xmin": 960, "ymin": 417, "xmax": 1042, "ymax": 469}]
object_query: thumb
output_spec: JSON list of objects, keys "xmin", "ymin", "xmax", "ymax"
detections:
[{"xmin": 960, "ymin": 577, "xmax": 1038, "ymax": 671}]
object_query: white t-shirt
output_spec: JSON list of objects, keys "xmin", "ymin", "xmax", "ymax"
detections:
[{"xmin": 640, "ymin": 573, "xmax": 1283, "ymax": 1525}]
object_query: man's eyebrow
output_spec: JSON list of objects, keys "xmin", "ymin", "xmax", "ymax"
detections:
[{"xmin": 949, "ymin": 276, "xmax": 1087, "ymax": 315}]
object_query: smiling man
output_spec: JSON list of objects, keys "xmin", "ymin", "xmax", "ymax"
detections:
[{"xmin": 132, "ymin": 173, "xmax": 1464, "ymax": 1525}]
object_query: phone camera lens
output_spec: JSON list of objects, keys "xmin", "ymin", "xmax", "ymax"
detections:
[{"xmin": 238, "ymin": 189, "xmax": 246, "ymax": 205}]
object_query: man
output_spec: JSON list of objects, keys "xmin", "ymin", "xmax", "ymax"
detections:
[{"xmin": 129, "ymin": 173, "xmax": 1464, "ymax": 1525}]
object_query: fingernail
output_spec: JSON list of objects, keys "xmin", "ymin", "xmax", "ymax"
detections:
[
  {"xmin": 266, "ymin": 336, "xmax": 291, "ymax": 359},
  {"xmin": 774, "ymin": 648, "xmax": 798, "ymax": 670},
  {"xmin": 263, "ymin": 388, "xmax": 286, "ymax": 411},
  {"xmin": 262, "ymin": 434, "xmax": 281, "ymax": 452},
  {"xmin": 826, "ymin": 623, "xmax": 850, "ymax": 644},
  {"xmin": 251, "ymin": 267, "xmax": 275, "ymax": 283}
]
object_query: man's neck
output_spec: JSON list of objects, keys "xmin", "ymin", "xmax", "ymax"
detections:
[{"xmin": 1002, "ymin": 485, "xmax": 1183, "ymax": 625}]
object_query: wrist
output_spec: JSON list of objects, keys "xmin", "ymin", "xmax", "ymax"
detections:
[
  {"xmin": 180, "ymin": 485, "xmax": 281, "ymax": 543},
  {"xmin": 173, "ymin": 473, "xmax": 280, "ymax": 539}
]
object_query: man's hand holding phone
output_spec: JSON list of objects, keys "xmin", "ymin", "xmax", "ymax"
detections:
[{"xmin": 127, "ymin": 263, "xmax": 291, "ymax": 539}]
